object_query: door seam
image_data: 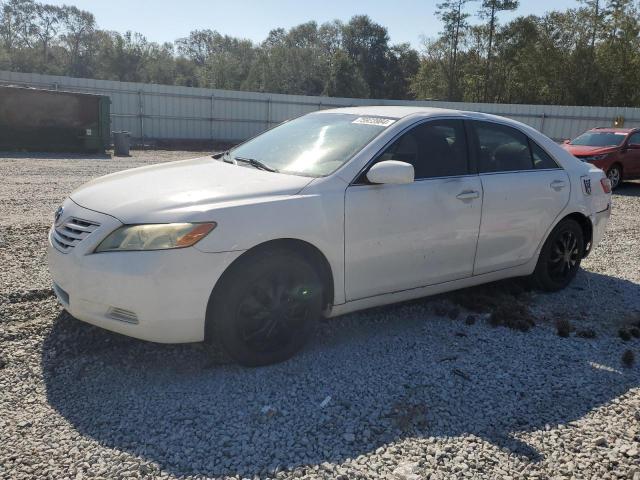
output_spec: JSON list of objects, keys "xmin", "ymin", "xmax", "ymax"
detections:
[{"xmin": 471, "ymin": 176, "xmax": 485, "ymax": 276}]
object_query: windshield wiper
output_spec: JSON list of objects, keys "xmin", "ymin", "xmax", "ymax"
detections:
[
  {"xmin": 212, "ymin": 150, "xmax": 236, "ymax": 164},
  {"xmin": 234, "ymin": 156, "xmax": 278, "ymax": 172}
]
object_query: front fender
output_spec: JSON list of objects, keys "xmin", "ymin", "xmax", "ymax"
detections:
[{"xmin": 194, "ymin": 187, "xmax": 346, "ymax": 304}]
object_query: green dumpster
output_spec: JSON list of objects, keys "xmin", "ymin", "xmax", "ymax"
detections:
[{"xmin": 0, "ymin": 85, "xmax": 111, "ymax": 153}]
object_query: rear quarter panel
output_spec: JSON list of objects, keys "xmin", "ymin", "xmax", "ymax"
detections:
[{"xmin": 507, "ymin": 120, "xmax": 611, "ymax": 255}]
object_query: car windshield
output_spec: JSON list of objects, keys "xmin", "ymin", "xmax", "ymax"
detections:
[
  {"xmin": 228, "ymin": 113, "xmax": 395, "ymax": 177},
  {"xmin": 570, "ymin": 131, "xmax": 626, "ymax": 147}
]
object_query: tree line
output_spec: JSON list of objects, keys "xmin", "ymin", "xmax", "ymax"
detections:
[
  {"xmin": 1, "ymin": 0, "xmax": 639, "ymax": 106},
  {"xmin": 419, "ymin": 0, "xmax": 640, "ymax": 106}
]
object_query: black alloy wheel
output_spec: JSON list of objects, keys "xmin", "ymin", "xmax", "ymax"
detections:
[
  {"xmin": 236, "ymin": 271, "xmax": 314, "ymax": 355},
  {"xmin": 532, "ymin": 219, "xmax": 584, "ymax": 292},
  {"xmin": 207, "ymin": 249, "xmax": 323, "ymax": 367},
  {"xmin": 546, "ymin": 229, "xmax": 581, "ymax": 283}
]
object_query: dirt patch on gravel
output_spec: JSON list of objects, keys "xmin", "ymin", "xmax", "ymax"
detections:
[{"xmin": 447, "ymin": 280, "xmax": 536, "ymax": 332}]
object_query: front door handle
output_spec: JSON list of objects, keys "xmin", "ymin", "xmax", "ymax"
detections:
[
  {"xmin": 550, "ymin": 180, "xmax": 567, "ymax": 190},
  {"xmin": 456, "ymin": 190, "xmax": 480, "ymax": 200}
]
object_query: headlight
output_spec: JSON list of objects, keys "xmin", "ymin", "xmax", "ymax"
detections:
[
  {"xmin": 95, "ymin": 222, "xmax": 216, "ymax": 252},
  {"xmin": 582, "ymin": 154, "xmax": 608, "ymax": 162}
]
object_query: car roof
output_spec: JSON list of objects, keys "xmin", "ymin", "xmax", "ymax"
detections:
[
  {"xmin": 318, "ymin": 105, "xmax": 533, "ymax": 131},
  {"xmin": 320, "ymin": 105, "xmax": 472, "ymax": 119}
]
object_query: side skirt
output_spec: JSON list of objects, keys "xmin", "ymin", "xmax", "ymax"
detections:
[{"xmin": 328, "ymin": 258, "xmax": 537, "ymax": 318}]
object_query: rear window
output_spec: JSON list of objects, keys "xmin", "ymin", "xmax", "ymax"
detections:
[{"xmin": 531, "ymin": 142, "xmax": 559, "ymax": 169}]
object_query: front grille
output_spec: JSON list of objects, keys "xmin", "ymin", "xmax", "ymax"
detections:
[{"xmin": 53, "ymin": 217, "xmax": 100, "ymax": 252}]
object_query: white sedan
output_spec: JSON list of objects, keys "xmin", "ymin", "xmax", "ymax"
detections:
[{"xmin": 48, "ymin": 107, "xmax": 612, "ymax": 366}]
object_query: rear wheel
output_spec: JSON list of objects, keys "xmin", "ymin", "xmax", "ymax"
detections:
[
  {"xmin": 207, "ymin": 250, "xmax": 323, "ymax": 367},
  {"xmin": 607, "ymin": 164, "xmax": 623, "ymax": 189},
  {"xmin": 532, "ymin": 219, "xmax": 584, "ymax": 292}
]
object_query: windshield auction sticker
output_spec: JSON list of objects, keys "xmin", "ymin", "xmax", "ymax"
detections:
[{"xmin": 352, "ymin": 117, "xmax": 396, "ymax": 127}]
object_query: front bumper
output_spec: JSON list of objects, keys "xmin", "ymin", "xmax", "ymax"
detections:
[{"xmin": 47, "ymin": 199, "xmax": 243, "ymax": 343}]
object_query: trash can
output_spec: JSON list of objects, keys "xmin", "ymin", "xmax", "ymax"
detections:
[{"xmin": 113, "ymin": 131, "xmax": 130, "ymax": 156}]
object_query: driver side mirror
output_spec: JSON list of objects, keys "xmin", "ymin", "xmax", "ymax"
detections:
[
  {"xmin": 366, "ymin": 160, "xmax": 414, "ymax": 185},
  {"xmin": 563, "ymin": 139, "xmax": 571, "ymax": 145}
]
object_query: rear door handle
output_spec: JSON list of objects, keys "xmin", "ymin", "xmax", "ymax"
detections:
[
  {"xmin": 456, "ymin": 190, "xmax": 480, "ymax": 200},
  {"xmin": 550, "ymin": 180, "xmax": 567, "ymax": 190}
]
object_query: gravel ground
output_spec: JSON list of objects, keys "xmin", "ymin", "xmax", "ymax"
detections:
[{"xmin": 1, "ymin": 150, "xmax": 640, "ymax": 480}]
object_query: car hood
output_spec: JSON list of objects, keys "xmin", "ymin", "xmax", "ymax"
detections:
[
  {"xmin": 561, "ymin": 144, "xmax": 618, "ymax": 157},
  {"xmin": 70, "ymin": 156, "xmax": 314, "ymax": 223}
]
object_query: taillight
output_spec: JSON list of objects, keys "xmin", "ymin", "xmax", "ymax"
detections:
[{"xmin": 600, "ymin": 177, "xmax": 612, "ymax": 193}]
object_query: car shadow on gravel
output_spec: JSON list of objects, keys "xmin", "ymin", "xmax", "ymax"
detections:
[{"xmin": 42, "ymin": 272, "xmax": 640, "ymax": 478}]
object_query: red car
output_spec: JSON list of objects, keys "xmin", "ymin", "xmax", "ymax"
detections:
[{"xmin": 562, "ymin": 127, "xmax": 640, "ymax": 189}]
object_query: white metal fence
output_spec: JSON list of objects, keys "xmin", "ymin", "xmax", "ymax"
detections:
[{"xmin": 2, "ymin": 70, "xmax": 639, "ymax": 143}]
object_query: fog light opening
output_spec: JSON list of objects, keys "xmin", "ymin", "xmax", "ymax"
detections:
[{"xmin": 107, "ymin": 307, "xmax": 139, "ymax": 324}]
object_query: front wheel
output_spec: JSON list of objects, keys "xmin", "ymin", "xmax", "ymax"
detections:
[
  {"xmin": 532, "ymin": 219, "xmax": 584, "ymax": 292},
  {"xmin": 607, "ymin": 164, "xmax": 623, "ymax": 189},
  {"xmin": 207, "ymin": 250, "xmax": 324, "ymax": 367}
]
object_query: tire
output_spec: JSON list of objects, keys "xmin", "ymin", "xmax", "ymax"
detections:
[
  {"xmin": 607, "ymin": 164, "xmax": 623, "ymax": 190},
  {"xmin": 206, "ymin": 249, "xmax": 323, "ymax": 367},
  {"xmin": 532, "ymin": 219, "xmax": 584, "ymax": 292}
]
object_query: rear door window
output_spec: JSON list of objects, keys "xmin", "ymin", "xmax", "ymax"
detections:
[{"xmin": 472, "ymin": 121, "xmax": 534, "ymax": 173}]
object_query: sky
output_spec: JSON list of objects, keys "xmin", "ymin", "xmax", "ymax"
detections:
[{"xmin": 45, "ymin": 0, "xmax": 579, "ymax": 50}]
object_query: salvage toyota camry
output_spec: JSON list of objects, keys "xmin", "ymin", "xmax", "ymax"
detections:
[{"xmin": 48, "ymin": 106, "xmax": 612, "ymax": 366}]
